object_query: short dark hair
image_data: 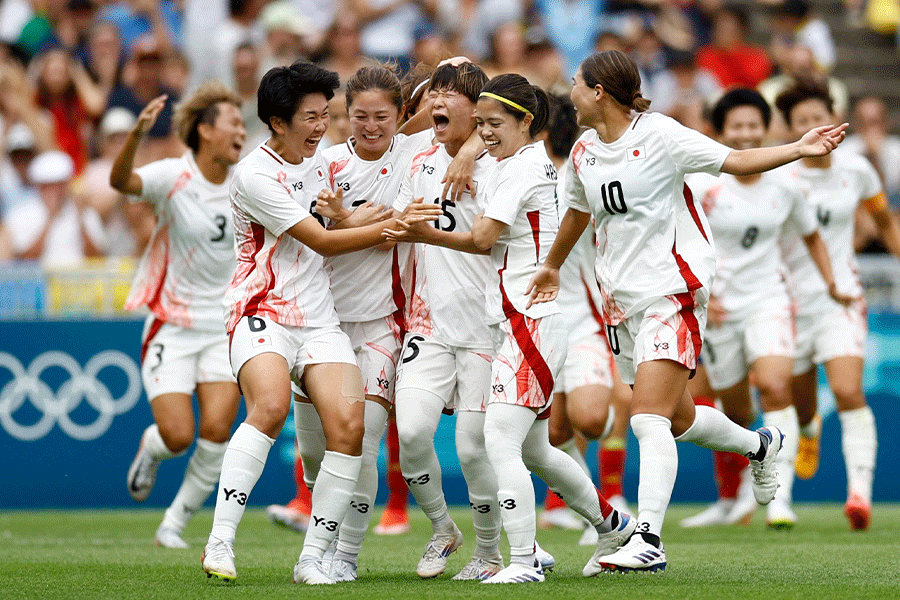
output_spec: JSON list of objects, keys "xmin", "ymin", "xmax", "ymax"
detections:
[
  {"xmin": 711, "ymin": 88, "xmax": 772, "ymax": 134},
  {"xmin": 774, "ymin": 79, "xmax": 833, "ymax": 127},
  {"xmin": 257, "ymin": 60, "xmax": 340, "ymax": 133},
  {"xmin": 428, "ymin": 62, "xmax": 488, "ymax": 104},
  {"xmin": 544, "ymin": 93, "xmax": 579, "ymax": 159}
]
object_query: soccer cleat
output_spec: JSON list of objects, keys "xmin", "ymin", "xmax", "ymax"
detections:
[
  {"xmin": 452, "ymin": 555, "xmax": 504, "ymax": 580},
  {"xmin": 766, "ymin": 498, "xmax": 797, "ymax": 530},
  {"xmin": 749, "ymin": 427, "xmax": 784, "ymax": 505},
  {"xmin": 538, "ymin": 507, "xmax": 585, "ymax": 531},
  {"xmin": 155, "ymin": 524, "xmax": 189, "ymax": 549},
  {"xmin": 482, "ymin": 562, "xmax": 545, "ymax": 584},
  {"xmin": 322, "ymin": 537, "xmax": 338, "ymax": 564},
  {"xmin": 374, "ymin": 506, "xmax": 410, "ymax": 535},
  {"xmin": 795, "ymin": 415, "xmax": 822, "ymax": 480},
  {"xmin": 844, "ymin": 493, "xmax": 871, "ymax": 531},
  {"xmin": 293, "ymin": 555, "xmax": 336, "ymax": 585},
  {"xmin": 201, "ymin": 538, "xmax": 236, "ymax": 582},
  {"xmin": 266, "ymin": 498, "xmax": 310, "ymax": 534},
  {"xmin": 597, "ymin": 534, "xmax": 666, "ymax": 573},
  {"xmin": 534, "ymin": 541, "xmax": 555, "ymax": 573},
  {"xmin": 726, "ymin": 467, "xmax": 758, "ymax": 525},
  {"xmin": 328, "ymin": 558, "xmax": 358, "ymax": 582},
  {"xmin": 578, "ymin": 524, "xmax": 599, "ymax": 546},
  {"xmin": 584, "ymin": 512, "xmax": 639, "ymax": 576},
  {"xmin": 680, "ymin": 500, "xmax": 734, "ymax": 528},
  {"xmin": 415, "ymin": 524, "xmax": 463, "ymax": 578},
  {"xmin": 127, "ymin": 428, "xmax": 161, "ymax": 503}
]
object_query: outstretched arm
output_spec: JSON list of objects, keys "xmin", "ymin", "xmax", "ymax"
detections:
[
  {"xmin": 109, "ymin": 94, "xmax": 168, "ymax": 195},
  {"xmin": 721, "ymin": 124, "xmax": 848, "ymax": 176}
]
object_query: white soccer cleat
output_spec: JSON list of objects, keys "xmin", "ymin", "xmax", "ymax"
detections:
[
  {"xmin": 766, "ymin": 498, "xmax": 797, "ymax": 530},
  {"xmin": 127, "ymin": 428, "xmax": 161, "ymax": 503},
  {"xmin": 583, "ymin": 512, "xmax": 639, "ymax": 576},
  {"xmin": 293, "ymin": 555, "xmax": 336, "ymax": 585},
  {"xmin": 726, "ymin": 468, "xmax": 758, "ymax": 524},
  {"xmin": 749, "ymin": 427, "xmax": 784, "ymax": 505},
  {"xmin": 534, "ymin": 541, "xmax": 555, "ymax": 573},
  {"xmin": 201, "ymin": 538, "xmax": 236, "ymax": 582},
  {"xmin": 415, "ymin": 524, "xmax": 463, "ymax": 578},
  {"xmin": 452, "ymin": 555, "xmax": 504, "ymax": 580},
  {"xmin": 538, "ymin": 507, "xmax": 586, "ymax": 530},
  {"xmin": 680, "ymin": 500, "xmax": 733, "ymax": 528},
  {"xmin": 328, "ymin": 558, "xmax": 358, "ymax": 582},
  {"xmin": 579, "ymin": 524, "xmax": 599, "ymax": 546},
  {"xmin": 597, "ymin": 534, "xmax": 666, "ymax": 573},
  {"xmin": 155, "ymin": 524, "xmax": 189, "ymax": 549},
  {"xmin": 266, "ymin": 503, "xmax": 309, "ymax": 533},
  {"xmin": 482, "ymin": 562, "xmax": 545, "ymax": 584}
]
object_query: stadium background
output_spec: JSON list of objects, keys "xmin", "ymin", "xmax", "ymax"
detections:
[{"xmin": 1, "ymin": 0, "xmax": 900, "ymax": 510}]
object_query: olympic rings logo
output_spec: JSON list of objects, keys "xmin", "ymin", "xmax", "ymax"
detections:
[{"xmin": 0, "ymin": 350, "xmax": 141, "ymax": 442}]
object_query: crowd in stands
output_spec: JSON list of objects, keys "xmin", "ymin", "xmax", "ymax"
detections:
[{"xmin": 0, "ymin": 0, "xmax": 898, "ymax": 268}]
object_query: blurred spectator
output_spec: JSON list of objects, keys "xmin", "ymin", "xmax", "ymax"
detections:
[
  {"xmin": 0, "ymin": 58, "xmax": 55, "ymax": 152},
  {"xmin": 320, "ymin": 93, "xmax": 351, "ymax": 150},
  {"xmin": 99, "ymin": 0, "xmax": 181, "ymax": 56},
  {"xmin": 534, "ymin": 0, "xmax": 604, "ymax": 77},
  {"xmin": 696, "ymin": 6, "xmax": 772, "ymax": 88},
  {"xmin": 162, "ymin": 48, "xmax": 190, "ymax": 97},
  {"xmin": 769, "ymin": 0, "xmax": 835, "ymax": 73},
  {"xmin": 32, "ymin": 47, "xmax": 106, "ymax": 174},
  {"xmin": 84, "ymin": 21, "xmax": 125, "ymax": 100},
  {"xmin": 352, "ymin": 0, "xmax": 437, "ymax": 71},
  {"xmin": 844, "ymin": 97, "xmax": 900, "ymax": 209},
  {"xmin": 0, "ymin": 219, "xmax": 13, "ymax": 261},
  {"xmin": 14, "ymin": 0, "xmax": 67, "ymax": 59},
  {"xmin": 7, "ymin": 150, "xmax": 106, "ymax": 266},
  {"xmin": 317, "ymin": 12, "xmax": 369, "ymax": 86},
  {"xmin": 194, "ymin": 0, "xmax": 265, "ymax": 91},
  {"xmin": 107, "ymin": 36, "xmax": 181, "ymax": 161},
  {"xmin": 648, "ymin": 49, "xmax": 720, "ymax": 130},
  {"xmin": 0, "ymin": 0, "xmax": 33, "ymax": 47},
  {"xmin": 56, "ymin": 0, "xmax": 100, "ymax": 65},
  {"xmin": 411, "ymin": 21, "xmax": 450, "ymax": 67},
  {"xmin": 631, "ymin": 27, "xmax": 668, "ymax": 96},
  {"xmin": 0, "ymin": 123, "xmax": 40, "ymax": 215},
  {"xmin": 183, "ymin": 0, "xmax": 228, "ymax": 94},
  {"xmin": 292, "ymin": 0, "xmax": 339, "ymax": 52},
  {"xmin": 444, "ymin": 0, "xmax": 524, "ymax": 61},
  {"xmin": 484, "ymin": 22, "xmax": 545, "ymax": 84},
  {"xmin": 654, "ymin": 4, "xmax": 698, "ymax": 52},
  {"xmin": 679, "ymin": 0, "xmax": 723, "ymax": 47},
  {"xmin": 259, "ymin": 0, "xmax": 313, "ymax": 73},
  {"xmin": 523, "ymin": 25, "xmax": 567, "ymax": 90},
  {"xmin": 231, "ymin": 41, "xmax": 268, "ymax": 152},
  {"xmin": 863, "ymin": 0, "xmax": 899, "ymax": 34}
]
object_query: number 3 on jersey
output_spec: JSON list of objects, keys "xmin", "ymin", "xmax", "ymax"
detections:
[{"xmin": 601, "ymin": 181, "xmax": 627, "ymax": 215}]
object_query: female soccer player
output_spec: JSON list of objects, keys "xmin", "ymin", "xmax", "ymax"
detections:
[
  {"xmin": 199, "ymin": 61, "xmax": 438, "ymax": 585},
  {"xmin": 527, "ymin": 50, "xmax": 847, "ymax": 572},
  {"xmin": 682, "ymin": 88, "xmax": 850, "ymax": 529},
  {"xmin": 389, "ymin": 73, "xmax": 637, "ymax": 584},
  {"xmin": 775, "ymin": 80, "xmax": 900, "ymax": 531},
  {"xmin": 114, "ymin": 83, "xmax": 245, "ymax": 550}
]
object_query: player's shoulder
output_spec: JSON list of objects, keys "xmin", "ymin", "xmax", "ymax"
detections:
[
  {"xmin": 408, "ymin": 142, "xmax": 442, "ymax": 178},
  {"xmin": 321, "ymin": 139, "xmax": 353, "ymax": 163},
  {"xmin": 507, "ymin": 141, "xmax": 556, "ymax": 178},
  {"xmin": 834, "ymin": 149, "xmax": 877, "ymax": 176},
  {"xmin": 684, "ymin": 170, "xmax": 719, "ymax": 192}
]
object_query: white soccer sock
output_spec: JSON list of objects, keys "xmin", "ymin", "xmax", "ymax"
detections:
[
  {"xmin": 524, "ymin": 418, "xmax": 608, "ymax": 531},
  {"xmin": 396, "ymin": 387, "xmax": 454, "ymax": 532},
  {"xmin": 456, "ymin": 410, "xmax": 502, "ymax": 558},
  {"xmin": 208, "ymin": 423, "xmax": 274, "ymax": 545},
  {"xmin": 484, "ymin": 403, "xmax": 540, "ymax": 566},
  {"xmin": 675, "ymin": 404, "xmax": 761, "ymax": 456},
  {"xmin": 763, "ymin": 406, "xmax": 799, "ymax": 504},
  {"xmin": 162, "ymin": 438, "xmax": 227, "ymax": 533},
  {"xmin": 144, "ymin": 423, "xmax": 181, "ymax": 460},
  {"xmin": 631, "ymin": 413, "xmax": 678, "ymax": 537},
  {"xmin": 294, "ymin": 400, "xmax": 325, "ymax": 492},
  {"xmin": 302, "ymin": 450, "xmax": 362, "ymax": 557},
  {"xmin": 838, "ymin": 407, "xmax": 877, "ymax": 502},
  {"xmin": 555, "ymin": 436, "xmax": 591, "ymax": 477},
  {"xmin": 335, "ymin": 401, "xmax": 389, "ymax": 563}
]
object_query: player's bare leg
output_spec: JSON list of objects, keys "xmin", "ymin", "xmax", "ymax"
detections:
[{"xmin": 792, "ymin": 368, "xmax": 822, "ymax": 480}]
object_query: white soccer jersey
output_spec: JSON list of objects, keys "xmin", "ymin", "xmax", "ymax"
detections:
[
  {"xmin": 393, "ymin": 143, "xmax": 494, "ymax": 348},
  {"xmin": 565, "ymin": 112, "xmax": 731, "ymax": 325},
  {"xmin": 483, "ymin": 141, "xmax": 560, "ymax": 324},
  {"xmin": 780, "ymin": 152, "xmax": 883, "ymax": 317},
  {"xmin": 225, "ymin": 142, "xmax": 336, "ymax": 333},
  {"xmin": 323, "ymin": 130, "xmax": 433, "ymax": 322},
  {"xmin": 687, "ymin": 168, "xmax": 817, "ymax": 322},
  {"xmin": 125, "ymin": 152, "xmax": 235, "ymax": 332}
]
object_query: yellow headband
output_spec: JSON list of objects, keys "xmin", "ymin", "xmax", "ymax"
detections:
[{"xmin": 479, "ymin": 92, "xmax": 533, "ymax": 118}]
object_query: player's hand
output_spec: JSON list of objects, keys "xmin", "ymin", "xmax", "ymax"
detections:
[
  {"xmin": 525, "ymin": 264, "xmax": 560, "ymax": 308},
  {"xmin": 384, "ymin": 198, "xmax": 441, "ymax": 241},
  {"xmin": 798, "ymin": 123, "xmax": 848, "ymax": 157},
  {"xmin": 437, "ymin": 55, "xmax": 471, "ymax": 68},
  {"xmin": 707, "ymin": 295, "xmax": 727, "ymax": 327},
  {"xmin": 441, "ymin": 152, "xmax": 475, "ymax": 203},
  {"xmin": 135, "ymin": 94, "xmax": 168, "ymax": 136},
  {"xmin": 828, "ymin": 282, "xmax": 858, "ymax": 308},
  {"xmin": 315, "ymin": 188, "xmax": 348, "ymax": 221},
  {"xmin": 342, "ymin": 201, "xmax": 392, "ymax": 228}
]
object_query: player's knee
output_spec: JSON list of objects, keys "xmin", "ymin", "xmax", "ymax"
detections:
[
  {"xmin": 547, "ymin": 421, "xmax": 572, "ymax": 446},
  {"xmin": 326, "ymin": 411, "xmax": 364, "ymax": 455},
  {"xmin": 396, "ymin": 412, "xmax": 431, "ymax": 456},
  {"xmin": 832, "ymin": 384, "xmax": 864, "ymax": 409},
  {"xmin": 159, "ymin": 424, "xmax": 194, "ymax": 454},
  {"xmin": 571, "ymin": 412, "xmax": 607, "ymax": 440},
  {"xmin": 250, "ymin": 400, "xmax": 291, "ymax": 433},
  {"xmin": 756, "ymin": 377, "xmax": 792, "ymax": 411}
]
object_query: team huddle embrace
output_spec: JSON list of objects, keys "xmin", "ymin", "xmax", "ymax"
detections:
[{"xmin": 115, "ymin": 48, "xmax": 889, "ymax": 585}]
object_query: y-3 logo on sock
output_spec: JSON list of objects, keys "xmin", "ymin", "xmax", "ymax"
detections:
[
  {"xmin": 222, "ymin": 488, "xmax": 247, "ymax": 506},
  {"xmin": 312, "ymin": 516, "xmax": 338, "ymax": 531},
  {"xmin": 404, "ymin": 474, "xmax": 430, "ymax": 485},
  {"xmin": 469, "ymin": 502, "xmax": 491, "ymax": 513},
  {"xmin": 350, "ymin": 501, "xmax": 370, "ymax": 514}
]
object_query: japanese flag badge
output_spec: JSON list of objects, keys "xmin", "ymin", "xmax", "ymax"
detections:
[
  {"xmin": 315, "ymin": 166, "xmax": 326, "ymax": 181},
  {"xmin": 252, "ymin": 335, "xmax": 272, "ymax": 348},
  {"xmin": 627, "ymin": 145, "xmax": 646, "ymax": 161},
  {"xmin": 376, "ymin": 163, "xmax": 393, "ymax": 180}
]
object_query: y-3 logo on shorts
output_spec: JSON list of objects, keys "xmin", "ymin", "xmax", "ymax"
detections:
[
  {"xmin": 654, "ymin": 342, "xmax": 669, "ymax": 351},
  {"xmin": 377, "ymin": 377, "xmax": 390, "ymax": 389},
  {"xmin": 492, "ymin": 384, "xmax": 504, "ymax": 394}
]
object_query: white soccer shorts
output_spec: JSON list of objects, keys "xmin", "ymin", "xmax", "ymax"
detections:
[
  {"xmin": 793, "ymin": 300, "xmax": 867, "ymax": 375},
  {"xmin": 340, "ymin": 315, "xmax": 403, "ymax": 402},
  {"xmin": 554, "ymin": 330, "xmax": 615, "ymax": 395}
]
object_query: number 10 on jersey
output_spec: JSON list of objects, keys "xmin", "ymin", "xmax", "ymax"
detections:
[{"xmin": 601, "ymin": 181, "xmax": 627, "ymax": 215}]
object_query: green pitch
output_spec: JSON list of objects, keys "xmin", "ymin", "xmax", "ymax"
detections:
[{"xmin": 1, "ymin": 504, "xmax": 898, "ymax": 600}]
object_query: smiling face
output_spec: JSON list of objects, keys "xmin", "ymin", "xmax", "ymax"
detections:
[
  {"xmin": 429, "ymin": 87, "xmax": 476, "ymax": 148},
  {"xmin": 475, "ymin": 98, "xmax": 530, "ymax": 160},
  {"xmin": 349, "ymin": 89, "xmax": 400, "ymax": 160},
  {"xmin": 200, "ymin": 102, "xmax": 246, "ymax": 166},
  {"xmin": 788, "ymin": 97, "xmax": 832, "ymax": 139},
  {"xmin": 720, "ymin": 104, "xmax": 766, "ymax": 150},
  {"xmin": 570, "ymin": 69, "xmax": 600, "ymax": 128},
  {"xmin": 273, "ymin": 92, "xmax": 329, "ymax": 162}
]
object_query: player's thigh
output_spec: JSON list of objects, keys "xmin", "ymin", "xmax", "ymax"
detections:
[
  {"xmin": 150, "ymin": 392, "xmax": 195, "ymax": 451},
  {"xmin": 701, "ymin": 321, "xmax": 747, "ymax": 393},
  {"xmin": 566, "ymin": 383, "xmax": 612, "ymax": 440},
  {"xmin": 340, "ymin": 316, "xmax": 402, "ymax": 403},
  {"xmin": 395, "ymin": 333, "xmax": 458, "ymax": 408},
  {"xmin": 489, "ymin": 314, "xmax": 565, "ymax": 412},
  {"xmin": 141, "ymin": 322, "xmax": 199, "ymax": 403},
  {"xmin": 823, "ymin": 355, "xmax": 866, "ymax": 410},
  {"xmin": 715, "ymin": 376, "xmax": 753, "ymax": 428},
  {"xmin": 455, "ymin": 346, "xmax": 493, "ymax": 412}
]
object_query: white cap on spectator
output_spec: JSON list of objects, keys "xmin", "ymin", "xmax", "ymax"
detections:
[
  {"xmin": 6, "ymin": 123, "xmax": 36, "ymax": 153},
  {"xmin": 260, "ymin": 1, "xmax": 313, "ymax": 36},
  {"xmin": 100, "ymin": 107, "xmax": 136, "ymax": 137},
  {"xmin": 28, "ymin": 151, "xmax": 74, "ymax": 184}
]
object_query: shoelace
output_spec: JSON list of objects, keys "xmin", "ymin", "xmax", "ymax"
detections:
[{"xmin": 207, "ymin": 536, "xmax": 234, "ymax": 559}]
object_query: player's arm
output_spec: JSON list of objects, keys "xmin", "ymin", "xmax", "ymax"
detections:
[
  {"xmin": 526, "ymin": 207, "xmax": 591, "ymax": 307},
  {"xmin": 383, "ymin": 198, "xmax": 488, "ymax": 254},
  {"xmin": 721, "ymin": 124, "xmax": 848, "ymax": 176},
  {"xmin": 865, "ymin": 192, "xmax": 900, "ymax": 260},
  {"xmin": 801, "ymin": 230, "xmax": 855, "ymax": 306},
  {"xmin": 471, "ymin": 214, "xmax": 505, "ymax": 251},
  {"xmin": 109, "ymin": 94, "xmax": 168, "ymax": 195}
]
